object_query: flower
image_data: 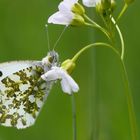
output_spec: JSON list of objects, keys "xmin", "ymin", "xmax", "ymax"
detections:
[
  {"xmin": 48, "ymin": 11, "xmax": 74, "ymax": 26},
  {"xmin": 41, "ymin": 66, "xmax": 79, "ymax": 94},
  {"xmin": 48, "ymin": 0, "xmax": 85, "ymax": 26},
  {"xmin": 82, "ymin": 0, "xmax": 115, "ymax": 9},
  {"xmin": 82, "ymin": 0, "xmax": 116, "ymax": 15},
  {"xmin": 59, "ymin": 0, "xmax": 78, "ymax": 12},
  {"xmin": 82, "ymin": 0, "xmax": 101, "ymax": 7}
]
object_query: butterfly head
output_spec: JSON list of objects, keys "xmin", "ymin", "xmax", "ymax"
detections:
[{"xmin": 42, "ymin": 51, "xmax": 59, "ymax": 67}]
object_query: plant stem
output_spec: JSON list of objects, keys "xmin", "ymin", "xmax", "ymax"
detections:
[
  {"xmin": 85, "ymin": 23, "xmax": 111, "ymax": 41},
  {"xmin": 71, "ymin": 42, "xmax": 137, "ymax": 140},
  {"xmin": 111, "ymin": 15, "xmax": 137, "ymax": 140},
  {"xmin": 117, "ymin": 4, "xmax": 128, "ymax": 21},
  {"xmin": 120, "ymin": 59, "xmax": 137, "ymax": 140},
  {"xmin": 111, "ymin": 17, "xmax": 125, "ymax": 60},
  {"xmin": 71, "ymin": 94, "xmax": 77, "ymax": 140},
  {"xmin": 84, "ymin": 14, "xmax": 98, "ymax": 26},
  {"xmin": 71, "ymin": 42, "xmax": 120, "ymax": 62},
  {"xmin": 84, "ymin": 14, "xmax": 111, "ymax": 41}
]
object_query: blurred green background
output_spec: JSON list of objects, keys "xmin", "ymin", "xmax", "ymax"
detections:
[{"xmin": 0, "ymin": 0, "xmax": 139, "ymax": 140}]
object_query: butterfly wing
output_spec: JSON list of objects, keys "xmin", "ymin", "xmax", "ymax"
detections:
[{"xmin": 0, "ymin": 61, "xmax": 52, "ymax": 129}]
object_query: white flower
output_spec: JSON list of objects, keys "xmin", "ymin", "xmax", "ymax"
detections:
[
  {"xmin": 58, "ymin": 0, "xmax": 78, "ymax": 12},
  {"xmin": 82, "ymin": 0, "xmax": 115, "ymax": 9},
  {"xmin": 82, "ymin": 0, "xmax": 101, "ymax": 7},
  {"xmin": 48, "ymin": 11, "xmax": 74, "ymax": 26},
  {"xmin": 48, "ymin": 0, "xmax": 85, "ymax": 26},
  {"xmin": 41, "ymin": 66, "xmax": 79, "ymax": 94}
]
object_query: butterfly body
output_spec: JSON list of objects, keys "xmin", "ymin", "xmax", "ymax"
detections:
[{"xmin": 0, "ymin": 51, "xmax": 59, "ymax": 129}]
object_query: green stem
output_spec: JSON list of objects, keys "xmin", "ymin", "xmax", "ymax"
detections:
[
  {"xmin": 117, "ymin": 4, "xmax": 128, "ymax": 21},
  {"xmin": 120, "ymin": 59, "xmax": 137, "ymax": 140},
  {"xmin": 84, "ymin": 14, "xmax": 111, "ymax": 41},
  {"xmin": 71, "ymin": 42, "xmax": 120, "ymax": 62},
  {"xmin": 84, "ymin": 14, "xmax": 98, "ymax": 26},
  {"xmin": 71, "ymin": 42, "xmax": 137, "ymax": 140},
  {"xmin": 111, "ymin": 16, "xmax": 137, "ymax": 139},
  {"xmin": 71, "ymin": 94, "xmax": 77, "ymax": 140},
  {"xmin": 111, "ymin": 17, "xmax": 125, "ymax": 60}
]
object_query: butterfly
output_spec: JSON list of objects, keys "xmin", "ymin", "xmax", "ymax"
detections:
[{"xmin": 0, "ymin": 51, "xmax": 59, "ymax": 129}]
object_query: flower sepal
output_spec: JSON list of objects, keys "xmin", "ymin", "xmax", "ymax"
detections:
[
  {"xmin": 72, "ymin": 3, "xmax": 85, "ymax": 15},
  {"xmin": 71, "ymin": 14, "xmax": 85, "ymax": 26},
  {"xmin": 61, "ymin": 59, "xmax": 76, "ymax": 74}
]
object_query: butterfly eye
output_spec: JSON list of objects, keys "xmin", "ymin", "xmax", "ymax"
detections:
[
  {"xmin": 0, "ymin": 71, "xmax": 3, "ymax": 77},
  {"xmin": 48, "ymin": 56, "xmax": 53, "ymax": 63}
]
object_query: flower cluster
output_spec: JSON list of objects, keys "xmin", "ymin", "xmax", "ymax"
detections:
[
  {"xmin": 48, "ymin": 0, "xmax": 86, "ymax": 26},
  {"xmin": 46, "ymin": 0, "xmax": 135, "ymax": 95},
  {"xmin": 48, "ymin": 0, "xmax": 117, "ymax": 26}
]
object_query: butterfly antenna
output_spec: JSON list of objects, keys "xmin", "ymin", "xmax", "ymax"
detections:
[
  {"xmin": 53, "ymin": 26, "xmax": 67, "ymax": 50},
  {"xmin": 45, "ymin": 24, "xmax": 51, "ymax": 51}
]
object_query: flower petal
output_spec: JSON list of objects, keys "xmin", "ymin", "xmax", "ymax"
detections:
[
  {"xmin": 58, "ymin": 1, "xmax": 71, "ymax": 12},
  {"xmin": 61, "ymin": 78, "xmax": 72, "ymax": 94},
  {"xmin": 41, "ymin": 66, "xmax": 79, "ymax": 94},
  {"xmin": 82, "ymin": 0, "xmax": 100, "ymax": 7},
  {"xmin": 64, "ymin": 0, "xmax": 78, "ymax": 5},
  {"xmin": 48, "ymin": 11, "xmax": 74, "ymax": 25},
  {"xmin": 41, "ymin": 67, "xmax": 61, "ymax": 81},
  {"xmin": 58, "ymin": 0, "xmax": 78, "ymax": 12},
  {"xmin": 60, "ymin": 72, "xmax": 79, "ymax": 94}
]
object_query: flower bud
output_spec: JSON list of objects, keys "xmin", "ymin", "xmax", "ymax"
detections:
[
  {"xmin": 71, "ymin": 14, "xmax": 86, "ymax": 26},
  {"xmin": 124, "ymin": 0, "xmax": 134, "ymax": 4},
  {"xmin": 102, "ymin": 0, "xmax": 111, "ymax": 9},
  {"xmin": 96, "ymin": 0, "xmax": 116, "ymax": 16},
  {"xmin": 72, "ymin": 3, "xmax": 85, "ymax": 15},
  {"xmin": 96, "ymin": 3, "xmax": 104, "ymax": 14},
  {"xmin": 61, "ymin": 59, "xmax": 76, "ymax": 74},
  {"xmin": 111, "ymin": 0, "xmax": 116, "ymax": 12}
]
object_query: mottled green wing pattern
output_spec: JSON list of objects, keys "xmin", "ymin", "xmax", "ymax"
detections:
[{"xmin": 0, "ymin": 61, "xmax": 52, "ymax": 129}]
